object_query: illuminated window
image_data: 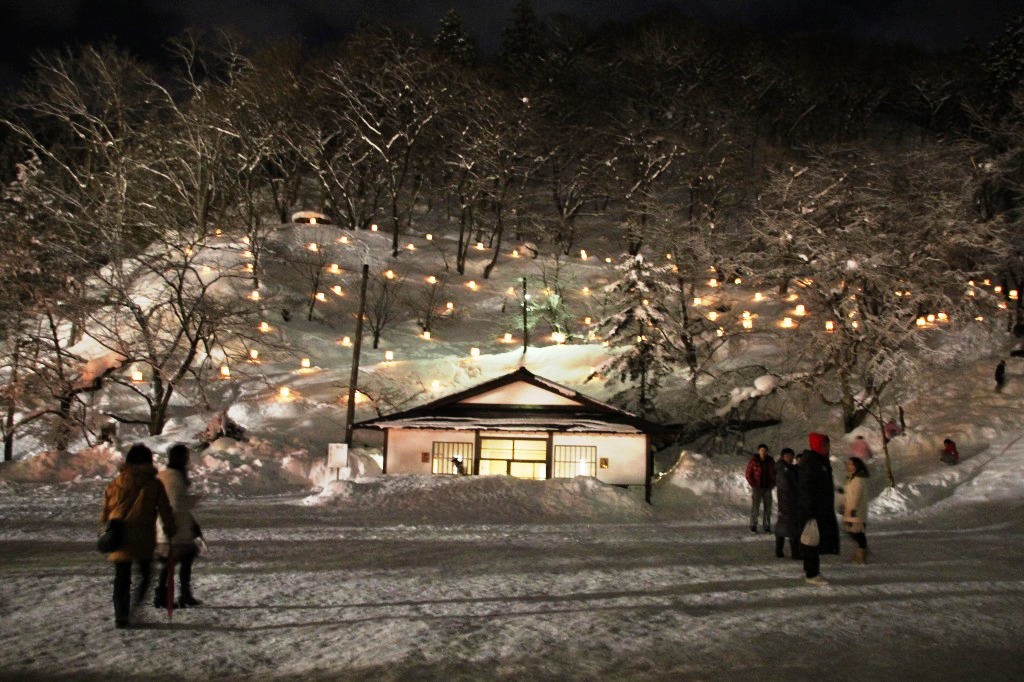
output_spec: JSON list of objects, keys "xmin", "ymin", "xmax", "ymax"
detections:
[
  {"xmin": 478, "ymin": 438, "xmax": 548, "ymax": 479},
  {"xmin": 431, "ymin": 442, "xmax": 473, "ymax": 475},
  {"xmin": 553, "ymin": 445, "xmax": 597, "ymax": 478}
]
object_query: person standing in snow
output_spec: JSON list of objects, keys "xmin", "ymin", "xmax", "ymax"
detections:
[
  {"xmin": 849, "ymin": 435, "xmax": 872, "ymax": 460},
  {"xmin": 842, "ymin": 456, "xmax": 871, "ymax": 564},
  {"xmin": 100, "ymin": 443, "xmax": 176, "ymax": 629},
  {"xmin": 798, "ymin": 432, "xmax": 839, "ymax": 586},
  {"xmin": 940, "ymin": 438, "xmax": 960, "ymax": 465},
  {"xmin": 995, "ymin": 359, "xmax": 1007, "ymax": 392},
  {"xmin": 154, "ymin": 443, "xmax": 203, "ymax": 610},
  {"xmin": 774, "ymin": 447, "xmax": 801, "ymax": 559},
  {"xmin": 745, "ymin": 444, "xmax": 776, "ymax": 533}
]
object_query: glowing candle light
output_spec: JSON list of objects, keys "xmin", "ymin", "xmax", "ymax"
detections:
[
  {"xmin": 307, "ymin": 242, "xmax": 318, "ymax": 252},
  {"xmin": 795, "ymin": 304, "xmax": 806, "ymax": 316},
  {"xmin": 250, "ymin": 290, "xmax": 261, "ymax": 301},
  {"xmin": 259, "ymin": 321, "xmax": 270, "ymax": 333},
  {"xmin": 329, "ymin": 263, "xmax": 340, "ymax": 274},
  {"xmin": 242, "ymin": 236, "xmax": 250, "ymax": 245},
  {"xmin": 734, "ymin": 277, "xmax": 742, "ymax": 285},
  {"xmin": 707, "ymin": 311, "xmax": 718, "ymax": 321},
  {"xmin": 243, "ymin": 250, "xmax": 253, "ymax": 259},
  {"xmin": 385, "ymin": 270, "xmax": 395, "ymax": 279},
  {"xmin": 431, "ymin": 380, "xmax": 440, "ymax": 391},
  {"xmin": 220, "ymin": 364, "xmax": 231, "ymax": 378},
  {"xmin": 503, "ymin": 332, "xmax": 512, "ymax": 343},
  {"xmin": 552, "ymin": 332, "xmax": 566, "ymax": 344},
  {"xmin": 709, "ymin": 278, "xmax": 719, "ymax": 287},
  {"xmin": 406, "ymin": 243, "xmax": 416, "ymax": 251},
  {"xmin": 340, "ymin": 235, "xmax": 349, "ymax": 244},
  {"xmin": 825, "ymin": 321, "xmax": 835, "ymax": 332},
  {"xmin": 983, "ymin": 279, "xmax": 991, "ymax": 286},
  {"xmin": 754, "ymin": 292, "xmax": 763, "ymax": 302},
  {"xmin": 742, "ymin": 310, "xmax": 751, "ymax": 319},
  {"xmin": 279, "ymin": 386, "xmax": 291, "ymax": 399},
  {"xmin": 584, "ymin": 316, "xmax": 592, "ymax": 325},
  {"xmin": 742, "ymin": 319, "xmax": 753, "ymax": 330},
  {"xmin": 938, "ymin": 312, "xmax": 948, "ymax": 321},
  {"xmin": 446, "ymin": 301, "xmax": 454, "ymax": 311},
  {"xmin": 249, "ymin": 349, "xmax": 259, "ymax": 361},
  {"xmin": 512, "ymin": 249, "xmax": 520, "ymax": 258},
  {"xmin": 470, "ymin": 347, "xmax": 480, "ymax": 358},
  {"xmin": 716, "ymin": 328, "xmax": 725, "ymax": 337},
  {"xmin": 426, "ymin": 233, "xmax": 433, "ymax": 241},
  {"xmin": 476, "ymin": 242, "xmax": 485, "ymax": 250},
  {"xmin": 467, "ymin": 280, "xmax": 478, "ymax": 290},
  {"xmin": 580, "ymin": 249, "xmax": 588, "ymax": 260},
  {"xmin": 131, "ymin": 369, "xmax": 144, "ymax": 383},
  {"xmin": 300, "ymin": 357, "xmax": 311, "ymax": 369},
  {"xmin": 782, "ymin": 317, "xmax": 793, "ymax": 328},
  {"xmin": 422, "ymin": 330, "xmax": 431, "ymax": 340},
  {"xmin": 916, "ymin": 317, "xmax": 927, "ymax": 327},
  {"xmin": 341, "ymin": 336, "xmax": 351, "ymax": 346},
  {"xmin": 245, "ymin": 263, "xmax": 254, "ymax": 273},
  {"xmin": 384, "ymin": 350, "xmax": 394, "ymax": 362},
  {"xmin": 605, "ymin": 257, "xmax": 612, "ymax": 263},
  {"xmin": 315, "ymin": 292, "xmax": 327, "ymax": 302},
  {"xmin": 666, "ymin": 253, "xmax": 673, "ymax": 260},
  {"xmin": 1011, "ymin": 290, "xmax": 1019, "ymax": 300},
  {"xmin": 927, "ymin": 314, "xmax": 936, "ymax": 323},
  {"xmin": 332, "ymin": 285, "xmax": 343, "ymax": 296},
  {"xmin": 371, "ymin": 224, "xmax": 378, "ymax": 232},
  {"xmin": 693, "ymin": 296, "xmax": 703, "ymax": 306},
  {"xmin": 582, "ymin": 287, "xmax": 591, "ymax": 296},
  {"xmin": 995, "ymin": 285, "xmax": 1003, "ymax": 294}
]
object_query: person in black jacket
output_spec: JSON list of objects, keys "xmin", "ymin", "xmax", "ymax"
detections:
[
  {"xmin": 774, "ymin": 448, "xmax": 801, "ymax": 559},
  {"xmin": 995, "ymin": 359, "xmax": 1007, "ymax": 392},
  {"xmin": 799, "ymin": 432, "xmax": 839, "ymax": 586}
]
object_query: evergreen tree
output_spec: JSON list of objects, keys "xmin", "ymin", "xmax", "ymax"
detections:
[
  {"xmin": 498, "ymin": 0, "xmax": 545, "ymax": 78},
  {"xmin": 433, "ymin": 9, "xmax": 478, "ymax": 67},
  {"xmin": 593, "ymin": 253, "xmax": 678, "ymax": 418}
]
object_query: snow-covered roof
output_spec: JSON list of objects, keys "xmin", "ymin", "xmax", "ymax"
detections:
[
  {"xmin": 363, "ymin": 415, "xmax": 644, "ymax": 434},
  {"xmin": 356, "ymin": 367, "xmax": 653, "ymax": 433}
]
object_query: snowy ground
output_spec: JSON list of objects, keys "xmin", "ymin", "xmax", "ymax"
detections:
[{"xmin": 3, "ymin": 224, "xmax": 1024, "ymax": 679}]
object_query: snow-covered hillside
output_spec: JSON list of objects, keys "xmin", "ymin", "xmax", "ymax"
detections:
[{"xmin": 2, "ymin": 220, "xmax": 1024, "ymax": 679}]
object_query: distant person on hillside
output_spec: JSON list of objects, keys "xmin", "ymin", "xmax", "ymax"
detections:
[
  {"xmin": 774, "ymin": 448, "xmax": 801, "ymax": 560},
  {"xmin": 842, "ymin": 456, "xmax": 871, "ymax": 565},
  {"xmin": 99, "ymin": 443, "xmax": 176, "ymax": 629},
  {"xmin": 799, "ymin": 433, "xmax": 840, "ymax": 586},
  {"xmin": 940, "ymin": 438, "xmax": 960, "ymax": 466},
  {"xmin": 745, "ymin": 444, "xmax": 776, "ymax": 533},
  {"xmin": 883, "ymin": 418, "xmax": 902, "ymax": 442},
  {"xmin": 849, "ymin": 435, "xmax": 873, "ymax": 460},
  {"xmin": 995, "ymin": 359, "xmax": 1007, "ymax": 392}
]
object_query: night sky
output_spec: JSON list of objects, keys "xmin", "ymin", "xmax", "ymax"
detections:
[{"xmin": 1, "ymin": 0, "xmax": 1021, "ymax": 88}]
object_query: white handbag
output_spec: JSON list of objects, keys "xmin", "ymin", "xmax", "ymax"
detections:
[{"xmin": 800, "ymin": 519, "xmax": 820, "ymax": 547}]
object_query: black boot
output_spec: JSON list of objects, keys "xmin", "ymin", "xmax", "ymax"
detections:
[{"xmin": 177, "ymin": 593, "xmax": 203, "ymax": 608}]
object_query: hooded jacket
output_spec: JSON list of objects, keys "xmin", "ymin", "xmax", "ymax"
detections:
[{"xmin": 100, "ymin": 463, "xmax": 176, "ymax": 562}]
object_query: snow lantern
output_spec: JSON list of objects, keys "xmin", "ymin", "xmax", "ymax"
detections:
[
  {"xmin": 825, "ymin": 321, "xmax": 835, "ymax": 332},
  {"xmin": 421, "ymin": 331, "xmax": 431, "ymax": 340},
  {"xmin": 307, "ymin": 242, "xmax": 318, "ymax": 252},
  {"xmin": 371, "ymin": 224, "xmax": 378, "ymax": 232},
  {"xmin": 250, "ymin": 290, "xmax": 261, "ymax": 301},
  {"xmin": 580, "ymin": 249, "xmax": 588, "ymax": 260},
  {"xmin": 341, "ymin": 336, "xmax": 352, "ymax": 347},
  {"xmin": 329, "ymin": 263, "xmax": 340, "ymax": 274},
  {"xmin": 259, "ymin": 321, "xmax": 270, "ymax": 333},
  {"xmin": 426, "ymin": 233, "xmax": 433, "ymax": 241},
  {"xmin": 470, "ymin": 347, "xmax": 480, "ymax": 358},
  {"xmin": 384, "ymin": 350, "xmax": 394, "ymax": 363},
  {"xmin": 300, "ymin": 357, "xmax": 311, "ymax": 369},
  {"xmin": 795, "ymin": 304, "xmax": 806, "ymax": 316},
  {"xmin": 331, "ymin": 285, "xmax": 343, "ymax": 296},
  {"xmin": 249, "ymin": 349, "xmax": 259, "ymax": 362},
  {"xmin": 219, "ymin": 364, "xmax": 231, "ymax": 378},
  {"xmin": 131, "ymin": 369, "xmax": 144, "ymax": 383},
  {"xmin": 315, "ymin": 292, "xmax": 327, "ymax": 302},
  {"xmin": 781, "ymin": 317, "xmax": 794, "ymax": 328}
]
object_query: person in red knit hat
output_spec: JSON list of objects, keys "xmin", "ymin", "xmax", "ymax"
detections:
[{"xmin": 798, "ymin": 432, "xmax": 840, "ymax": 586}]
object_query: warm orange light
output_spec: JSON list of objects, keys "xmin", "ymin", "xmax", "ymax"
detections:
[
  {"xmin": 426, "ymin": 233, "xmax": 433, "ymax": 241},
  {"xmin": 384, "ymin": 350, "xmax": 394, "ymax": 362},
  {"xmin": 385, "ymin": 270, "xmax": 395, "ymax": 279},
  {"xmin": 341, "ymin": 336, "xmax": 351, "ymax": 347},
  {"xmin": 503, "ymin": 332, "xmax": 513, "ymax": 343},
  {"xmin": 259, "ymin": 321, "xmax": 270, "ymax": 333},
  {"xmin": 331, "ymin": 285, "xmax": 343, "ymax": 296},
  {"xmin": 249, "ymin": 349, "xmax": 259, "ymax": 361},
  {"xmin": 421, "ymin": 330, "xmax": 431, "ymax": 340},
  {"xmin": 307, "ymin": 243, "xmax": 318, "ymax": 252},
  {"xmin": 131, "ymin": 369, "xmax": 144, "ymax": 383},
  {"xmin": 250, "ymin": 290, "xmax": 261, "ymax": 301},
  {"xmin": 707, "ymin": 311, "xmax": 718, "ymax": 321},
  {"xmin": 782, "ymin": 317, "xmax": 793, "ymax": 328},
  {"xmin": 300, "ymin": 357, "xmax": 311, "ymax": 369},
  {"xmin": 329, "ymin": 263, "xmax": 340, "ymax": 274},
  {"xmin": 825, "ymin": 321, "xmax": 835, "ymax": 332},
  {"xmin": 709, "ymin": 278, "xmax": 719, "ymax": 288},
  {"xmin": 580, "ymin": 249, "xmax": 588, "ymax": 260},
  {"xmin": 470, "ymin": 347, "xmax": 480, "ymax": 358},
  {"xmin": 467, "ymin": 280, "xmax": 478, "ymax": 290},
  {"xmin": 220, "ymin": 364, "xmax": 231, "ymax": 378},
  {"xmin": 795, "ymin": 304, "xmax": 806, "ymax": 316},
  {"xmin": 371, "ymin": 224, "xmax": 378, "ymax": 232},
  {"xmin": 315, "ymin": 292, "xmax": 327, "ymax": 302}
]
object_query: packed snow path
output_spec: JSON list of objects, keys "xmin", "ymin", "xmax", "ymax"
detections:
[{"xmin": 1, "ymin": 490, "xmax": 1022, "ymax": 681}]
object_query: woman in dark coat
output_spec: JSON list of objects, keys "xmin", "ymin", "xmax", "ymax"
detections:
[
  {"xmin": 798, "ymin": 432, "xmax": 839, "ymax": 585},
  {"xmin": 100, "ymin": 443, "xmax": 176, "ymax": 628},
  {"xmin": 774, "ymin": 448, "xmax": 801, "ymax": 559}
]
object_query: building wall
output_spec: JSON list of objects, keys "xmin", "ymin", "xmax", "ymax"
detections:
[{"xmin": 384, "ymin": 428, "xmax": 647, "ymax": 485}]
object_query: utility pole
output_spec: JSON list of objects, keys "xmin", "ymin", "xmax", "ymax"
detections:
[
  {"xmin": 344, "ymin": 262, "xmax": 370, "ymax": 446},
  {"xmin": 522, "ymin": 276, "xmax": 529, "ymax": 354}
]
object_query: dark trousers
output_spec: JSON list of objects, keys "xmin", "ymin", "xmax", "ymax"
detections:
[
  {"xmin": 155, "ymin": 547, "xmax": 197, "ymax": 604},
  {"xmin": 848, "ymin": 531, "xmax": 867, "ymax": 549},
  {"xmin": 113, "ymin": 560, "xmax": 151, "ymax": 623},
  {"xmin": 776, "ymin": 535, "xmax": 801, "ymax": 558},
  {"xmin": 750, "ymin": 488, "xmax": 773, "ymax": 529},
  {"xmin": 801, "ymin": 543, "xmax": 820, "ymax": 578}
]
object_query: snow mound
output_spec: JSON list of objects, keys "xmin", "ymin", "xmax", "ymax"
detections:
[{"xmin": 306, "ymin": 474, "xmax": 652, "ymax": 523}]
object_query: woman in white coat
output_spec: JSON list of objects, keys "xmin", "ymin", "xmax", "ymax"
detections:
[
  {"xmin": 843, "ymin": 456, "xmax": 871, "ymax": 564},
  {"xmin": 154, "ymin": 443, "xmax": 203, "ymax": 608}
]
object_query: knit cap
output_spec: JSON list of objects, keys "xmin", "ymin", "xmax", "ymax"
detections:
[{"xmin": 808, "ymin": 432, "xmax": 829, "ymax": 454}]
